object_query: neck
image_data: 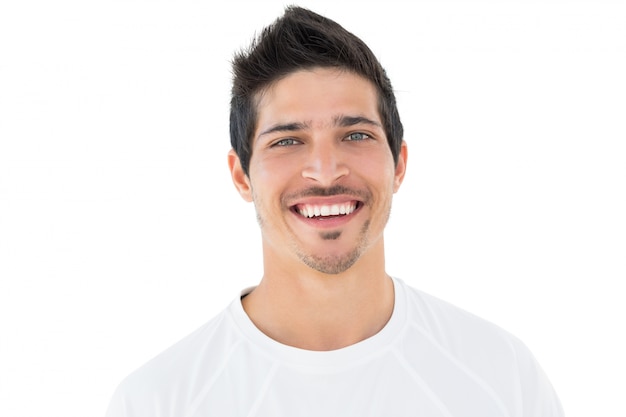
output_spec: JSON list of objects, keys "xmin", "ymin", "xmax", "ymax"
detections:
[{"xmin": 242, "ymin": 248, "xmax": 394, "ymax": 351}]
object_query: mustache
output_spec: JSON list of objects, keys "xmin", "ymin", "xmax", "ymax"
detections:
[{"xmin": 283, "ymin": 185, "xmax": 371, "ymax": 201}]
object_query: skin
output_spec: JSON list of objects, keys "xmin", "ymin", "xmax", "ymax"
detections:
[{"xmin": 228, "ymin": 67, "xmax": 408, "ymax": 351}]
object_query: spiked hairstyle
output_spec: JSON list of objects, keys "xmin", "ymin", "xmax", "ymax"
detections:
[{"xmin": 230, "ymin": 6, "xmax": 404, "ymax": 176}]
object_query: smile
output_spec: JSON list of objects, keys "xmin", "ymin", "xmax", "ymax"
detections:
[{"xmin": 294, "ymin": 201, "xmax": 359, "ymax": 219}]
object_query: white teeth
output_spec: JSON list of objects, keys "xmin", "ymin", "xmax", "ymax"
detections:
[{"xmin": 297, "ymin": 202, "xmax": 356, "ymax": 218}]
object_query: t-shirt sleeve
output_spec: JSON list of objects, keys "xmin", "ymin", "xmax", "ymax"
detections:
[
  {"xmin": 511, "ymin": 337, "xmax": 565, "ymax": 417},
  {"xmin": 104, "ymin": 383, "xmax": 127, "ymax": 417}
]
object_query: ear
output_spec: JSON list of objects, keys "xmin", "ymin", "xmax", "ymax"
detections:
[
  {"xmin": 393, "ymin": 141, "xmax": 408, "ymax": 193},
  {"xmin": 228, "ymin": 149, "xmax": 253, "ymax": 202}
]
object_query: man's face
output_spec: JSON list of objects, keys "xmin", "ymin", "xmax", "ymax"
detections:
[{"xmin": 229, "ymin": 67, "xmax": 407, "ymax": 274}]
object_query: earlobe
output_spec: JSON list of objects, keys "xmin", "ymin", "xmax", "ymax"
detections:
[
  {"xmin": 393, "ymin": 141, "xmax": 408, "ymax": 193},
  {"xmin": 228, "ymin": 149, "xmax": 253, "ymax": 202}
]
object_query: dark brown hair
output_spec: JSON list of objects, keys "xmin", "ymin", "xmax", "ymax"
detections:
[{"xmin": 230, "ymin": 6, "xmax": 404, "ymax": 176}]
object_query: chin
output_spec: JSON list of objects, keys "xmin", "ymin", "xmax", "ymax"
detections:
[{"xmin": 297, "ymin": 247, "xmax": 363, "ymax": 275}]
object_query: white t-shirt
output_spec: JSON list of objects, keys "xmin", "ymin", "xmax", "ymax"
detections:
[{"xmin": 105, "ymin": 278, "xmax": 564, "ymax": 416}]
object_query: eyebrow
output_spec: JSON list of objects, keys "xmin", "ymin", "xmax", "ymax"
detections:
[
  {"xmin": 257, "ymin": 115, "xmax": 382, "ymax": 139},
  {"xmin": 333, "ymin": 115, "xmax": 382, "ymax": 129},
  {"xmin": 258, "ymin": 122, "xmax": 310, "ymax": 138}
]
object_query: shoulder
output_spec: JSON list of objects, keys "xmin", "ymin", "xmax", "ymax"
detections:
[
  {"xmin": 396, "ymin": 279, "xmax": 564, "ymax": 416},
  {"xmin": 399, "ymin": 280, "xmax": 523, "ymax": 355},
  {"xmin": 105, "ymin": 302, "xmax": 243, "ymax": 416}
]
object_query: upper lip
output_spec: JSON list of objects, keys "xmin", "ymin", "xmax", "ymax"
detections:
[{"xmin": 291, "ymin": 195, "xmax": 360, "ymax": 205}]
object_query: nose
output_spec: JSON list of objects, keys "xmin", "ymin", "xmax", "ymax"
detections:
[{"xmin": 301, "ymin": 141, "xmax": 349, "ymax": 186}]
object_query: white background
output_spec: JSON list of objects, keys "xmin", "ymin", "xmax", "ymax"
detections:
[{"xmin": 1, "ymin": 0, "xmax": 624, "ymax": 416}]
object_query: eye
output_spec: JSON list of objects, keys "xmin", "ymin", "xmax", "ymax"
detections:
[
  {"xmin": 272, "ymin": 138, "xmax": 301, "ymax": 147},
  {"xmin": 344, "ymin": 132, "xmax": 371, "ymax": 141}
]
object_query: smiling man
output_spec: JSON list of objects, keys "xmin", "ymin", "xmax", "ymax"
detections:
[
  {"xmin": 229, "ymin": 67, "xmax": 405, "ymax": 352},
  {"xmin": 106, "ymin": 6, "xmax": 564, "ymax": 416}
]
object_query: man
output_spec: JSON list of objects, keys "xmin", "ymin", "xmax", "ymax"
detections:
[{"xmin": 106, "ymin": 6, "xmax": 563, "ymax": 416}]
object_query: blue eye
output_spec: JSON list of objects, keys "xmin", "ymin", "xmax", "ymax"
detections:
[
  {"xmin": 273, "ymin": 138, "xmax": 300, "ymax": 147},
  {"xmin": 345, "ymin": 132, "xmax": 370, "ymax": 141}
]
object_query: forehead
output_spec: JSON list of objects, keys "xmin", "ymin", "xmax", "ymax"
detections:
[{"xmin": 254, "ymin": 68, "xmax": 381, "ymax": 134}]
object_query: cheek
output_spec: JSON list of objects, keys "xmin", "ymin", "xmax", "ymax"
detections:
[
  {"xmin": 249, "ymin": 159, "xmax": 296, "ymax": 213},
  {"xmin": 359, "ymin": 155, "xmax": 396, "ymax": 187},
  {"xmin": 252, "ymin": 153, "xmax": 300, "ymax": 181}
]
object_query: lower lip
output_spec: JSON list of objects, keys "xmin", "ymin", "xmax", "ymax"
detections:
[{"xmin": 291, "ymin": 205, "xmax": 362, "ymax": 229}]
